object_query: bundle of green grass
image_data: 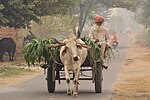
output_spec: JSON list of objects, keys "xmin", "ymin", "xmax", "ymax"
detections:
[
  {"xmin": 22, "ymin": 38, "xmax": 59, "ymax": 66},
  {"xmin": 22, "ymin": 37, "xmax": 115, "ymax": 66},
  {"xmin": 81, "ymin": 37, "xmax": 115, "ymax": 64}
]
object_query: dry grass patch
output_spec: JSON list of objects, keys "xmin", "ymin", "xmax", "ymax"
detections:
[
  {"xmin": 0, "ymin": 61, "xmax": 42, "ymax": 88},
  {"xmin": 113, "ymin": 58, "xmax": 150, "ymax": 100}
]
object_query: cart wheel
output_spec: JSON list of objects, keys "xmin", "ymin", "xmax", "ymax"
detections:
[
  {"xmin": 95, "ymin": 62, "xmax": 102, "ymax": 93},
  {"xmin": 47, "ymin": 64, "xmax": 55, "ymax": 93}
]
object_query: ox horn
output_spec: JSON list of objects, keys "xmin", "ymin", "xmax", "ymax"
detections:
[
  {"xmin": 76, "ymin": 27, "xmax": 81, "ymax": 38},
  {"xmin": 78, "ymin": 43, "xmax": 91, "ymax": 49},
  {"xmin": 72, "ymin": 26, "xmax": 81, "ymax": 39},
  {"xmin": 51, "ymin": 37, "xmax": 62, "ymax": 44},
  {"xmin": 48, "ymin": 43, "xmax": 65, "ymax": 48}
]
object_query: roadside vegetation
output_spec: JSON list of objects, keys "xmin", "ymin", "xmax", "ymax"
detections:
[
  {"xmin": 142, "ymin": 29, "xmax": 150, "ymax": 46},
  {"xmin": 0, "ymin": 66, "xmax": 28, "ymax": 78},
  {"xmin": 0, "ymin": 62, "xmax": 34, "ymax": 78}
]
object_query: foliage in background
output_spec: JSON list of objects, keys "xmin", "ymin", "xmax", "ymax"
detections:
[
  {"xmin": 0, "ymin": 66, "xmax": 29, "ymax": 78},
  {"xmin": 0, "ymin": 0, "xmax": 73, "ymax": 28},
  {"xmin": 70, "ymin": 0, "xmax": 136, "ymax": 32},
  {"xmin": 142, "ymin": 29, "xmax": 150, "ymax": 46},
  {"xmin": 0, "ymin": 0, "xmax": 137, "ymax": 30},
  {"xmin": 137, "ymin": 0, "xmax": 150, "ymax": 28},
  {"xmin": 30, "ymin": 15, "xmax": 77, "ymax": 39}
]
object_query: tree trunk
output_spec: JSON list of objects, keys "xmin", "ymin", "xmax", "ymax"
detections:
[{"xmin": 79, "ymin": 3, "xmax": 89, "ymax": 33}]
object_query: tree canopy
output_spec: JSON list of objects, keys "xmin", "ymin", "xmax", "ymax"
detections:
[
  {"xmin": 0, "ymin": 0, "xmax": 140, "ymax": 30},
  {"xmin": 137, "ymin": 0, "xmax": 150, "ymax": 28},
  {"xmin": 0, "ymin": 0, "xmax": 73, "ymax": 28}
]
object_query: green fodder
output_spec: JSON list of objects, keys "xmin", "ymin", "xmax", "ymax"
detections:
[
  {"xmin": 81, "ymin": 36, "xmax": 116, "ymax": 65},
  {"xmin": 22, "ymin": 38, "xmax": 59, "ymax": 66},
  {"xmin": 22, "ymin": 37, "xmax": 117, "ymax": 67}
]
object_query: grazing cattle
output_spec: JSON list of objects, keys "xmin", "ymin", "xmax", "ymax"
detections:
[
  {"xmin": 49, "ymin": 32, "xmax": 90, "ymax": 97},
  {"xmin": 0, "ymin": 38, "xmax": 16, "ymax": 62}
]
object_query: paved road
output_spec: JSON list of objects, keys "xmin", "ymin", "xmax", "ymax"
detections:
[{"xmin": 0, "ymin": 33, "xmax": 128, "ymax": 100}]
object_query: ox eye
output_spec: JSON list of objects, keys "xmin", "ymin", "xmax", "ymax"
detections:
[{"xmin": 77, "ymin": 44, "xmax": 82, "ymax": 49}]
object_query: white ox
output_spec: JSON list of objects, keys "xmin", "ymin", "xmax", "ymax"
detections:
[{"xmin": 49, "ymin": 33, "xmax": 89, "ymax": 97}]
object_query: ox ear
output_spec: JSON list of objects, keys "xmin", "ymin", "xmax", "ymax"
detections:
[{"xmin": 62, "ymin": 47, "xmax": 67, "ymax": 56}]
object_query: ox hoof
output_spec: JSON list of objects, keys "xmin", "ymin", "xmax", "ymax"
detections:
[
  {"xmin": 67, "ymin": 90, "xmax": 72, "ymax": 95},
  {"xmin": 73, "ymin": 92, "xmax": 78, "ymax": 97}
]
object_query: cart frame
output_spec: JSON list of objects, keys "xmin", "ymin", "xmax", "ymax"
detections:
[{"xmin": 46, "ymin": 54, "xmax": 103, "ymax": 93}]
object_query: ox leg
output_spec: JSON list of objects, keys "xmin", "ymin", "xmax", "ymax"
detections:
[
  {"xmin": 0, "ymin": 52, "xmax": 4, "ymax": 62},
  {"xmin": 8, "ymin": 52, "xmax": 12, "ymax": 61},
  {"xmin": 11, "ymin": 51, "xmax": 15, "ymax": 61},
  {"xmin": 0, "ymin": 55, "xmax": 3, "ymax": 62},
  {"xmin": 65, "ymin": 67, "xmax": 71, "ymax": 95},
  {"xmin": 73, "ymin": 68, "xmax": 80, "ymax": 97}
]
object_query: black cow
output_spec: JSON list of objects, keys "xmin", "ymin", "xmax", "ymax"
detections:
[{"xmin": 0, "ymin": 38, "xmax": 16, "ymax": 62}]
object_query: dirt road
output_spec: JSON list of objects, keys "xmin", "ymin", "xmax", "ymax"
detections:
[{"xmin": 112, "ymin": 32, "xmax": 150, "ymax": 100}]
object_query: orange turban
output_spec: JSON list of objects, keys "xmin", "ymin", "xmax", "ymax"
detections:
[{"xmin": 94, "ymin": 15, "xmax": 104, "ymax": 23}]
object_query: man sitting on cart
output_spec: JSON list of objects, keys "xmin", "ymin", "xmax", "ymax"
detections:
[{"xmin": 88, "ymin": 15, "xmax": 111, "ymax": 69}]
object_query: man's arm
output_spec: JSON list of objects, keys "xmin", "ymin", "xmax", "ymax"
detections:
[{"xmin": 89, "ymin": 28, "xmax": 99, "ymax": 42}]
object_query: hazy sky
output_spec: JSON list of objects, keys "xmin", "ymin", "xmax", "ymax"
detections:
[{"xmin": 109, "ymin": 8, "xmax": 143, "ymax": 33}]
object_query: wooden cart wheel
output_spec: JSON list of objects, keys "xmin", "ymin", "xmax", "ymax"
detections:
[
  {"xmin": 47, "ymin": 64, "xmax": 55, "ymax": 93},
  {"xmin": 95, "ymin": 62, "xmax": 102, "ymax": 93}
]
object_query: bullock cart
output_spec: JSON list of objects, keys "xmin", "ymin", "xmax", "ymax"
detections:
[
  {"xmin": 22, "ymin": 36, "xmax": 113, "ymax": 95},
  {"xmin": 46, "ymin": 46, "xmax": 103, "ymax": 93}
]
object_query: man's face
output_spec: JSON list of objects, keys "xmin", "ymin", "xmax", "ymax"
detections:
[{"xmin": 96, "ymin": 22, "xmax": 103, "ymax": 26}]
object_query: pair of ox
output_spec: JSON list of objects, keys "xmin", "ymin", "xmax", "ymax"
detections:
[{"xmin": 49, "ymin": 33, "xmax": 90, "ymax": 97}]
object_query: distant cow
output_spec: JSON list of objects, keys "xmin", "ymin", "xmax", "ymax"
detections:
[
  {"xmin": 49, "ymin": 30, "xmax": 90, "ymax": 97},
  {"xmin": 0, "ymin": 38, "xmax": 16, "ymax": 62}
]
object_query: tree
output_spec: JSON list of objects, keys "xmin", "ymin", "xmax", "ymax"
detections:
[
  {"xmin": 70, "ymin": 0, "xmax": 137, "ymax": 33},
  {"xmin": 138, "ymin": 0, "xmax": 150, "ymax": 28},
  {"xmin": 0, "ymin": 0, "xmax": 138, "ymax": 30},
  {"xmin": 0, "ymin": 0, "xmax": 73, "ymax": 28},
  {"xmin": 30, "ymin": 15, "xmax": 77, "ymax": 39}
]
